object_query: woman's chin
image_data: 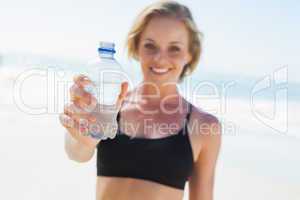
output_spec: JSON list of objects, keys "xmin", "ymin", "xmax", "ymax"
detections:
[{"xmin": 145, "ymin": 77, "xmax": 178, "ymax": 85}]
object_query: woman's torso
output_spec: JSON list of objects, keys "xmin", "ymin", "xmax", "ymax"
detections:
[{"xmin": 96, "ymin": 96, "xmax": 202, "ymax": 200}]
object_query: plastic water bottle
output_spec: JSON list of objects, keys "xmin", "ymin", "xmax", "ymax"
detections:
[
  {"xmin": 81, "ymin": 41, "xmax": 125, "ymax": 139},
  {"xmin": 84, "ymin": 42, "xmax": 124, "ymax": 105}
]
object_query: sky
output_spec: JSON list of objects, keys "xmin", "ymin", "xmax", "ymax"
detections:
[{"xmin": 0, "ymin": 0, "xmax": 299, "ymax": 80}]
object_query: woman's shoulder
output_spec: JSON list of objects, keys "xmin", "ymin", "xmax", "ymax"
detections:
[
  {"xmin": 187, "ymin": 103, "xmax": 222, "ymax": 162},
  {"xmin": 187, "ymin": 103, "xmax": 221, "ymax": 140},
  {"xmin": 189, "ymin": 104, "xmax": 220, "ymax": 125}
]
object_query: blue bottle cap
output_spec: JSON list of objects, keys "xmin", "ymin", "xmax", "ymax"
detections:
[{"xmin": 98, "ymin": 41, "xmax": 116, "ymax": 53}]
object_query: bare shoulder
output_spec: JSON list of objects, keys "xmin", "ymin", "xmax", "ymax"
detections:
[
  {"xmin": 188, "ymin": 104, "xmax": 222, "ymax": 194},
  {"xmin": 187, "ymin": 103, "xmax": 222, "ymax": 153}
]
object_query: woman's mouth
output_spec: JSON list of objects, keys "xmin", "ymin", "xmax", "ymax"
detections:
[{"xmin": 150, "ymin": 67, "xmax": 171, "ymax": 75}]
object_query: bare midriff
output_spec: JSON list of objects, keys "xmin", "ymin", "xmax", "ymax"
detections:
[{"xmin": 96, "ymin": 176, "xmax": 184, "ymax": 200}]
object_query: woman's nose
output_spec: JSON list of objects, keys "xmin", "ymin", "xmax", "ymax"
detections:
[{"xmin": 153, "ymin": 51, "xmax": 169, "ymax": 66}]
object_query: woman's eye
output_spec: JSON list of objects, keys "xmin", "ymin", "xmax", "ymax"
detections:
[
  {"xmin": 169, "ymin": 46, "xmax": 181, "ymax": 53},
  {"xmin": 144, "ymin": 43, "xmax": 156, "ymax": 50}
]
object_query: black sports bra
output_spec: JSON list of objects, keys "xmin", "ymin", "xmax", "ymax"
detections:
[{"xmin": 96, "ymin": 103, "xmax": 194, "ymax": 190}]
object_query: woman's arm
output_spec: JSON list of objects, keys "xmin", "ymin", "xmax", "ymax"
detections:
[
  {"xmin": 188, "ymin": 115, "xmax": 222, "ymax": 200},
  {"xmin": 61, "ymin": 75, "xmax": 128, "ymax": 163}
]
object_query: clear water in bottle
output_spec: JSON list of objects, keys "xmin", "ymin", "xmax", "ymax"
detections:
[
  {"xmin": 81, "ymin": 41, "xmax": 125, "ymax": 139},
  {"xmin": 83, "ymin": 41, "xmax": 125, "ymax": 110}
]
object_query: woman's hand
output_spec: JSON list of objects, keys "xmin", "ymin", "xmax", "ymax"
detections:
[{"xmin": 59, "ymin": 74, "xmax": 128, "ymax": 149}]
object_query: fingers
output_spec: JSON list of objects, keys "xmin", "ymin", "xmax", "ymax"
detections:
[
  {"xmin": 64, "ymin": 103, "xmax": 96, "ymax": 124},
  {"xmin": 60, "ymin": 113, "xmax": 100, "ymax": 148},
  {"xmin": 116, "ymin": 81, "xmax": 129, "ymax": 110},
  {"xmin": 59, "ymin": 113, "xmax": 75, "ymax": 129},
  {"xmin": 70, "ymin": 75, "xmax": 97, "ymax": 111},
  {"xmin": 70, "ymin": 84, "xmax": 97, "ymax": 111},
  {"xmin": 60, "ymin": 74, "xmax": 101, "ymax": 142},
  {"xmin": 70, "ymin": 84, "xmax": 90, "ymax": 102},
  {"xmin": 73, "ymin": 74, "xmax": 94, "ymax": 88},
  {"xmin": 59, "ymin": 113, "xmax": 89, "ymax": 137}
]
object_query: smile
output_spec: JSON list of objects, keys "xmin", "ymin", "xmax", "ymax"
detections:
[{"xmin": 150, "ymin": 67, "xmax": 171, "ymax": 75}]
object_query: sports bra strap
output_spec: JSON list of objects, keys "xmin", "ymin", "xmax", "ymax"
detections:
[
  {"xmin": 116, "ymin": 109, "xmax": 121, "ymax": 122},
  {"xmin": 186, "ymin": 103, "xmax": 192, "ymax": 122}
]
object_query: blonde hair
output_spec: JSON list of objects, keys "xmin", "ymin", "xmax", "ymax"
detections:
[{"xmin": 126, "ymin": 0, "xmax": 203, "ymax": 82}]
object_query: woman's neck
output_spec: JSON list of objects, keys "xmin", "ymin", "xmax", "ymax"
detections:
[{"xmin": 136, "ymin": 81, "xmax": 181, "ymax": 105}]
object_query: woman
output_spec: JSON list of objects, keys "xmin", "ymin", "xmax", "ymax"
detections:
[{"xmin": 60, "ymin": 1, "xmax": 221, "ymax": 200}]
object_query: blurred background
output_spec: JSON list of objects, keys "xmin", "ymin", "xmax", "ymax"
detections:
[{"xmin": 0, "ymin": 0, "xmax": 299, "ymax": 199}]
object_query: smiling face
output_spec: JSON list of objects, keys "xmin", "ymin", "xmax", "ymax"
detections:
[{"xmin": 137, "ymin": 16, "xmax": 192, "ymax": 85}]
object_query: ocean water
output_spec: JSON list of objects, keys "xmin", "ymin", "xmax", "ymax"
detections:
[{"xmin": 0, "ymin": 54, "xmax": 299, "ymax": 199}]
